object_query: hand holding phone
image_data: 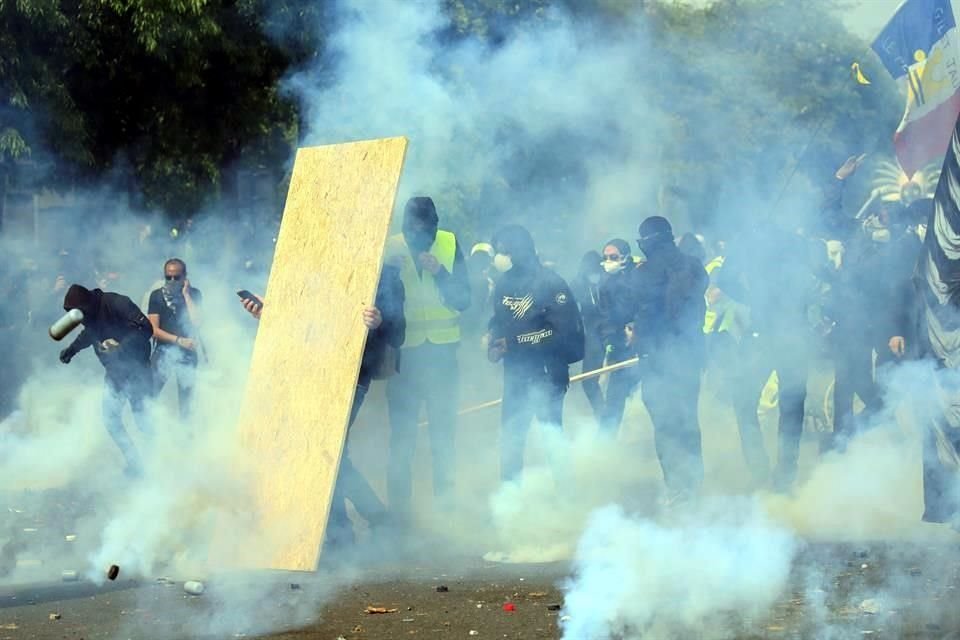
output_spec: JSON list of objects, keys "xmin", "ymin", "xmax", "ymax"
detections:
[{"xmin": 237, "ymin": 290, "xmax": 264, "ymax": 319}]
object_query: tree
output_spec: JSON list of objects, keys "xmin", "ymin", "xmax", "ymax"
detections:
[{"xmin": 1, "ymin": 0, "xmax": 326, "ymax": 216}]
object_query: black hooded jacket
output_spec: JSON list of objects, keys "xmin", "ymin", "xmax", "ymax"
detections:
[
  {"xmin": 629, "ymin": 243, "xmax": 708, "ymax": 366},
  {"xmin": 64, "ymin": 287, "xmax": 153, "ymax": 381}
]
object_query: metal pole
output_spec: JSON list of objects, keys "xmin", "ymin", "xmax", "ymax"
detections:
[{"xmin": 416, "ymin": 356, "xmax": 641, "ymax": 426}]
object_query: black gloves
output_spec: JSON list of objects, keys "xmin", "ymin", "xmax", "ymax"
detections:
[{"xmin": 59, "ymin": 348, "xmax": 75, "ymax": 364}]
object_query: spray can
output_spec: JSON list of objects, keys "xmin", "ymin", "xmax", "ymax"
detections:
[{"xmin": 183, "ymin": 580, "xmax": 205, "ymax": 595}]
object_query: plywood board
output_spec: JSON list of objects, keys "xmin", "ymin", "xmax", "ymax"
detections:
[{"xmin": 235, "ymin": 137, "xmax": 408, "ymax": 571}]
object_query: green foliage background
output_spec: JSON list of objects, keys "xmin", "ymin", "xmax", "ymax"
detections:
[{"xmin": 1, "ymin": 0, "xmax": 901, "ymax": 234}]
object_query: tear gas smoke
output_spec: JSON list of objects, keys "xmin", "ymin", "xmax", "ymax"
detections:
[
  {"xmin": 560, "ymin": 501, "xmax": 798, "ymax": 639},
  {"xmin": 0, "ymin": 0, "xmax": 953, "ymax": 638}
]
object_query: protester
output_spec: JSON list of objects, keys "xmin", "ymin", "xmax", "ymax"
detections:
[
  {"xmin": 627, "ymin": 217, "xmax": 708, "ymax": 503},
  {"xmin": 147, "ymin": 258, "xmax": 202, "ymax": 421},
  {"xmin": 58, "ymin": 284, "xmax": 154, "ymax": 475},
  {"xmin": 239, "ymin": 262, "xmax": 406, "ymax": 553},
  {"xmin": 487, "ymin": 224, "xmax": 584, "ymax": 482},
  {"xmin": 597, "ymin": 238, "xmax": 642, "ymax": 434},
  {"xmin": 383, "ymin": 196, "xmax": 471, "ymax": 519},
  {"xmin": 569, "ymin": 250, "xmax": 606, "ymax": 423}
]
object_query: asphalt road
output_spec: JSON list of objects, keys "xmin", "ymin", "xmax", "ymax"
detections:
[{"xmin": 1, "ymin": 543, "xmax": 960, "ymax": 640}]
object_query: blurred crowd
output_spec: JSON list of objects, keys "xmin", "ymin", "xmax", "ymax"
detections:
[{"xmin": 0, "ymin": 151, "xmax": 952, "ymax": 560}]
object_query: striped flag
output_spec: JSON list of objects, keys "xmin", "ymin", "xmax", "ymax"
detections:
[
  {"xmin": 917, "ymin": 107, "xmax": 960, "ymax": 522},
  {"xmin": 921, "ymin": 112, "xmax": 960, "ymax": 367},
  {"xmin": 872, "ymin": 0, "xmax": 960, "ymax": 177}
]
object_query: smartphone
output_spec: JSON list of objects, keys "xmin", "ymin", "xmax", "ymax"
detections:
[{"xmin": 236, "ymin": 290, "xmax": 261, "ymax": 307}]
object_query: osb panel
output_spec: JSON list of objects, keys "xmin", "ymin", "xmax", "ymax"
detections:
[{"xmin": 237, "ymin": 137, "xmax": 407, "ymax": 571}]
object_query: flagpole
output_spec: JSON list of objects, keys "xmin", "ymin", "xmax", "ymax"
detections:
[{"xmin": 770, "ymin": 43, "xmax": 879, "ymax": 210}]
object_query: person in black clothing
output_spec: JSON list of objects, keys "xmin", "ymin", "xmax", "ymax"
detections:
[
  {"xmin": 715, "ymin": 220, "xmax": 820, "ymax": 491},
  {"xmin": 487, "ymin": 225, "xmax": 584, "ymax": 483},
  {"xmin": 597, "ymin": 239, "xmax": 642, "ymax": 434},
  {"xmin": 570, "ymin": 251, "xmax": 605, "ymax": 423},
  {"xmin": 628, "ymin": 217, "xmax": 707, "ymax": 501},
  {"xmin": 147, "ymin": 258, "xmax": 202, "ymax": 421},
  {"xmin": 241, "ymin": 265, "xmax": 406, "ymax": 551},
  {"xmin": 819, "ymin": 157, "xmax": 928, "ymax": 451},
  {"xmin": 59, "ymin": 284, "xmax": 155, "ymax": 474}
]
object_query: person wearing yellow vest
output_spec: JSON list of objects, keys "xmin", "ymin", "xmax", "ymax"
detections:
[{"xmin": 384, "ymin": 197, "xmax": 471, "ymax": 521}]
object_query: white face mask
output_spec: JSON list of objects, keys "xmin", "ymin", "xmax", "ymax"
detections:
[
  {"xmin": 602, "ymin": 259, "xmax": 625, "ymax": 274},
  {"xmin": 493, "ymin": 253, "xmax": 513, "ymax": 273}
]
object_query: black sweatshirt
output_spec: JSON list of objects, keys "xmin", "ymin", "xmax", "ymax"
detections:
[
  {"xmin": 65, "ymin": 289, "xmax": 153, "ymax": 384},
  {"xmin": 489, "ymin": 263, "xmax": 584, "ymax": 378}
]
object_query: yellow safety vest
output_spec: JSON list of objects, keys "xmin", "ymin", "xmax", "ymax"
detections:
[
  {"xmin": 703, "ymin": 256, "xmax": 726, "ymax": 333},
  {"xmin": 387, "ymin": 229, "xmax": 461, "ymax": 347}
]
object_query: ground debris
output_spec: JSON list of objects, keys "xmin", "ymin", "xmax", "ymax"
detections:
[
  {"xmin": 365, "ymin": 606, "xmax": 398, "ymax": 614},
  {"xmin": 48, "ymin": 613, "xmax": 61, "ymax": 621},
  {"xmin": 527, "ymin": 591, "xmax": 547, "ymax": 598}
]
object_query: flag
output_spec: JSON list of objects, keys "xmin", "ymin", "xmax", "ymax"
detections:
[
  {"xmin": 851, "ymin": 62, "xmax": 871, "ymax": 85},
  {"xmin": 917, "ymin": 108, "xmax": 960, "ymax": 521},
  {"xmin": 872, "ymin": 0, "xmax": 960, "ymax": 177}
]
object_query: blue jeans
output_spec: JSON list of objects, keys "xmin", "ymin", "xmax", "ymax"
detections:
[{"xmin": 103, "ymin": 375, "xmax": 154, "ymax": 474}]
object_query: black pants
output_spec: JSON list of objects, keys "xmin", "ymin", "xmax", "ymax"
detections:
[
  {"xmin": 600, "ymin": 351, "xmax": 640, "ymax": 435},
  {"xmin": 641, "ymin": 359, "xmax": 703, "ymax": 495},
  {"xmin": 729, "ymin": 335, "xmax": 808, "ymax": 490},
  {"xmin": 325, "ymin": 384, "xmax": 388, "ymax": 549},
  {"xmin": 500, "ymin": 364, "xmax": 567, "ymax": 483},
  {"xmin": 828, "ymin": 336, "xmax": 882, "ymax": 451},
  {"xmin": 386, "ymin": 342, "xmax": 458, "ymax": 518},
  {"xmin": 580, "ymin": 332, "xmax": 605, "ymax": 423}
]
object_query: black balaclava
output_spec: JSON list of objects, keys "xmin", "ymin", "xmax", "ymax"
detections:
[
  {"xmin": 492, "ymin": 224, "xmax": 538, "ymax": 272},
  {"xmin": 403, "ymin": 197, "xmax": 439, "ymax": 253},
  {"xmin": 63, "ymin": 284, "xmax": 98, "ymax": 319},
  {"xmin": 637, "ymin": 216, "xmax": 675, "ymax": 257}
]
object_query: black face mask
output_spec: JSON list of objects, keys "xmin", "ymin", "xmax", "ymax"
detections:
[{"xmin": 405, "ymin": 228, "xmax": 437, "ymax": 253}]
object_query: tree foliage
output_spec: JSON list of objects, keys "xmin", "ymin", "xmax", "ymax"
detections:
[
  {"xmin": 1, "ymin": 0, "xmax": 902, "ymax": 229},
  {"xmin": 1, "ymin": 0, "xmax": 324, "ymax": 214}
]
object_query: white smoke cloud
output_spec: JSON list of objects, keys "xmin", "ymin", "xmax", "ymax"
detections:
[
  {"xmin": 560, "ymin": 500, "xmax": 798, "ymax": 639},
  {"xmin": 287, "ymin": 0, "xmax": 665, "ymax": 250}
]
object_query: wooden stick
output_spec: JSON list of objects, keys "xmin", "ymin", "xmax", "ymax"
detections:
[{"xmin": 416, "ymin": 356, "xmax": 641, "ymax": 425}]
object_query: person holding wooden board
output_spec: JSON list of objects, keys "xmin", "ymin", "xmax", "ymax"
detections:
[{"xmin": 239, "ymin": 263, "xmax": 406, "ymax": 554}]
